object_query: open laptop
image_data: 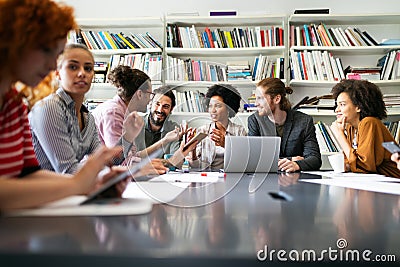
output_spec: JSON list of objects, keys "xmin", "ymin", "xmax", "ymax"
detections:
[{"xmin": 224, "ymin": 136, "xmax": 281, "ymax": 173}]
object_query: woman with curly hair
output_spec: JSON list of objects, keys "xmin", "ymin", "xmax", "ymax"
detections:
[
  {"xmin": 188, "ymin": 84, "xmax": 247, "ymax": 171},
  {"xmin": 0, "ymin": 0, "xmax": 124, "ymax": 210},
  {"xmin": 330, "ymin": 79, "xmax": 400, "ymax": 177}
]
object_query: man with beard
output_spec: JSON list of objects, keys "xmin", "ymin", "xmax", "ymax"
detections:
[{"xmin": 134, "ymin": 85, "xmax": 183, "ymax": 158}]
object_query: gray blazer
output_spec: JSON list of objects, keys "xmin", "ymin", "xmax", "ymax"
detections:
[{"xmin": 248, "ymin": 110, "xmax": 321, "ymax": 171}]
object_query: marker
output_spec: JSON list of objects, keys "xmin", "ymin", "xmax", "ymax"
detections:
[{"xmin": 200, "ymin": 172, "xmax": 226, "ymax": 178}]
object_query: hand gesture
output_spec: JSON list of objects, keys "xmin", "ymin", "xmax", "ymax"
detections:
[
  {"xmin": 210, "ymin": 121, "xmax": 226, "ymax": 147},
  {"xmin": 74, "ymin": 146, "xmax": 123, "ymax": 195},
  {"xmin": 123, "ymin": 111, "xmax": 144, "ymax": 143},
  {"xmin": 330, "ymin": 115, "xmax": 346, "ymax": 137}
]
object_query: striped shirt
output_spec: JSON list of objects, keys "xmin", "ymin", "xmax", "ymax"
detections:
[
  {"xmin": 0, "ymin": 88, "xmax": 40, "ymax": 177},
  {"xmin": 29, "ymin": 88, "xmax": 132, "ymax": 174}
]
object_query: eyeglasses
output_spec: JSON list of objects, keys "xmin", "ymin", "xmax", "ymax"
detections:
[{"xmin": 144, "ymin": 91, "xmax": 155, "ymax": 100}]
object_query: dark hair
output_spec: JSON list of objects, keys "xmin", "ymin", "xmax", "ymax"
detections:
[
  {"xmin": 0, "ymin": 0, "xmax": 76, "ymax": 76},
  {"xmin": 57, "ymin": 43, "xmax": 94, "ymax": 69},
  {"xmin": 257, "ymin": 78, "xmax": 293, "ymax": 112},
  {"xmin": 108, "ymin": 66, "xmax": 151, "ymax": 102},
  {"xmin": 205, "ymin": 84, "xmax": 242, "ymax": 118},
  {"xmin": 331, "ymin": 79, "xmax": 387, "ymax": 120},
  {"xmin": 152, "ymin": 85, "xmax": 176, "ymax": 109}
]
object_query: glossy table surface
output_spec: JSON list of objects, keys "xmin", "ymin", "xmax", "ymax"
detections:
[{"xmin": 1, "ymin": 172, "xmax": 400, "ymax": 266}]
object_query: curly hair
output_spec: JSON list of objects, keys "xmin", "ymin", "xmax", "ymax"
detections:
[
  {"xmin": 0, "ymin": 0, "xmax": 76, "ymax": 75},
  {"xmin": 205, "ymin": 84, "xmax": 242, "ymax": 118},
  {"xmin": 107, "ymin": 66, "xmax": 151, "ymax": 102},
  {"xmin": 153, "ymin": 85, "xmax": 176, "ymax": 109},
  {"xmin": 257, "ymin": 77, "xmax": 293, "ymax": 112},
  {"xmin": 331, "ymin": 79, "xmax": 387, "ymax": 120}
]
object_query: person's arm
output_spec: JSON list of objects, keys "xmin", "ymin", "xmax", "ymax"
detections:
[
  {"xmin": 100, "ymin": 108, "xmax": 125, "ymax": 147},
  {"xmin": 346, "ymin": 119, "xmax": 386, "ymax": 173},
  {"xmin": 391, "ymin": 152, "xmax": 400, "ymax": 170},
  {"xmin": 295, "ymin": 116, "xmax": 322, "ymax": 171},
  {"xmin": 114, "ymin": 112, "xmax": 144, "ymax": 164},
  {"xmin": 247, "ymin": 113, "xmax": 261, "ymax": 136},
  {"xmin": 29, "ymin": 99, "xmax": 83, "ymax": 174},
  {"xmin": 137, "ymin": 126, "xmax": 183, "ymax": 158},
  {"xmin": 0, "ymin": 147, "xmax": 122, "ymax": 211}
]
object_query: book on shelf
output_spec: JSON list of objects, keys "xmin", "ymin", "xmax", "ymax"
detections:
[
  {"xmin": 344, "ymin": 65, "xmax": 382, "ymax": 81},
  {"xmin": 315, "ymin": 121, "xmax": 341, "ymax": 153},
  {"xmin": 296, "ymin": 94, "xmax": 335, "ymax": 110}
]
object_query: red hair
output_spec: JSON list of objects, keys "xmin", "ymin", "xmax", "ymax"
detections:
[{"xmin": 0, "ymin": 0, "xmax": 76, "ymax": 75}]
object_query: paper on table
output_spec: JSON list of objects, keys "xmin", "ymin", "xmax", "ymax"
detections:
[
  {"xmin": 150, "ymin": 172, "xmax": 221, "ymax": 183},
  {"xmin": 122, "ymin": 181, "xmax": 190, "ymax": 204},
  {"xmin": 301, "ymin": 173, "xmax": 400, "ymax": 195},
  {"xmin": 4, "ymin": 196, "xmax": 153, "ymax": 217}
]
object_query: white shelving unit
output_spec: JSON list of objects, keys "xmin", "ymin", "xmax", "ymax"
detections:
[
  {"xmin": 76, "ymin": 17, "xmax": 164, "ymax": 100},
  {"xmin": 288, "ymin": 13, "xmax": 400, "ymax": 122},
  {"xmin": 164, "ymin": 15, "xmax": 287, "ymax": 115}
]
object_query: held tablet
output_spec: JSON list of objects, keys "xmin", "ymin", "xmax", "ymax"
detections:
[
  {"xmin": 382, "ymin": 141, "xmax": 400, "ymax": 154},
  {"xmin": 183, "ymin": 132, "xmax": 208, "ymax": 151},
  {"xmin": 80, "ymin": 148, "xmax": 162, "ymax": 205}
]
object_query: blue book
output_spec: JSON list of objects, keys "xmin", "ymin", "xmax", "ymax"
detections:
[
  {"xmin": 98, "ymin": 31, "xmax": 113, "ymax": 49},
  {"xmin": 303, "ymin": 25, "xmax": 311, "ymax": 46}
]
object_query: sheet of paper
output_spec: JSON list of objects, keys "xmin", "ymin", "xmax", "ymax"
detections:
[
  {"xmin": 4, "ymin": 196, "xmax": 153, "ymax": 217},
  {"xmin": 302, "ymin": 171, "xmax": 387, "ymax": 179},
  {"xmin": 150, "ymin": 172, "xmax": 222, "ymax": 183},
  {"xmin": 122, "ymin": 181, "xmax": 190, "ymax": 204},
  {"xmin": 301, "ymin": 173, "xmax": 400, "ymax": 195}
]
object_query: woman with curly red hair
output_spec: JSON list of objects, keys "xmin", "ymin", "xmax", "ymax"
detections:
[{"xmin": 0, "ymin": 0, "xmax": 124, "ymax": 210}]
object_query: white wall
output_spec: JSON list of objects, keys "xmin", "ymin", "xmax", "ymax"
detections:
[{"xmin": 59, "ymin": 0, "xmax": 400, "ymax": 18}]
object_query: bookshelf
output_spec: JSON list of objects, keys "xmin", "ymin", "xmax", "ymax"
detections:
[
  {"xmin": 288, "ymin": 13, "xmax": 400, "ymax": 123},
  {"xmin": 74, "ymin": 14, "xmax": 400, "ymax": 128},
  {"xmin": 164, "ymin": 15, "xmax": 287, "ymax": 116},
  {"xmin": 73, "ymin": 17, "xmax": 164, "ymax": 100}
]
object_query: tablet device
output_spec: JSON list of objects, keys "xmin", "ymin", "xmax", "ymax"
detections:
[
  {"xmin": 183, "ymin": 132, "xmax": 208, "ymax": 151},
  {"xmin": 382, "ymin": 141, "xmax": 400, "ymax": 154},
  {"xmin": 80, "ymin": 148, "xmax": 162, "ymax": 205}
]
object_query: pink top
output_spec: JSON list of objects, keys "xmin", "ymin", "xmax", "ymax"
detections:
[{"xmin": 91, "ymin": 95, "xmax": 127, "ymax": 147}]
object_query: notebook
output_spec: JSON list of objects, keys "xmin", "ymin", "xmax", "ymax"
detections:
[{"xmin": 224, "ymin": 136, "xmax": 281, "ymax": 173}]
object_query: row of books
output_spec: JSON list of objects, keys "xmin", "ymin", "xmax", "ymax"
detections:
[
  {"xmin": 103, "ymin": 53, "xmax": 162, "ymax": 82},
  {"xmin": 174, "ymin": 91, "xmax": 207, "ymax": 113},
  {"xmin": 290, "ymin": 50, "xmax": 345, "ymax": 81},
  {"xmin": 226, "ymin": 61, "xmax": 252, "ymax": 81},
  {"xmin": 344, "ymin": 66, "xmax": 382, "ymax": 81},
  {"xmin": 166, "ymin": 24, "xmax": 284, "ymax": 48},
  {"xmin": 166, "ymin": 56, "xmax": 227, "ymax": 82},
  {"xmin": 315, "ymin": 121, "xmax": 341, "ymax": 153},
  {"xmin": 290, "ymin": 23, "xmax": 379, "ymax": 47},
  {"xmin": 70, "ymin": 29, "xmax": 162, "ymax": 50},
  {"xmin": 384, "ymin": 94, "xmax": 400, "ymax": 108},
  {"xmin": 383, "ymin": 121, "xmax": 400, "ymax": 143},
  {"xmin": 378, "ymin": 50, "xmax": 400, "ymax": 80},
  {"xmin": 316, "ymin": 120, "xmax": 400, "ymax": 154},
  {"xmin": 253, "ymin": 55, "xmax": 285, "ymax": 80}
]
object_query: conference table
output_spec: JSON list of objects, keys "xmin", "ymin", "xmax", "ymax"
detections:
[{"xmin": 1, "ymin": 172, "xmax": 400, "ymax": 266}]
